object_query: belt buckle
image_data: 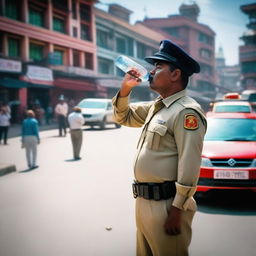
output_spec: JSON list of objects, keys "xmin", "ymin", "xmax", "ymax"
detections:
[{"xmin": 132, "ymin": 183, "xmax": 138, "ymax": 198}]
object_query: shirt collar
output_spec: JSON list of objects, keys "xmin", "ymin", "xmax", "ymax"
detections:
[{"xmin": 162, "ymin": 89, "xmax": 186, "ymax": 108}]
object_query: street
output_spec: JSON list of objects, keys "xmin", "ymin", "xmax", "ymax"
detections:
[{"xmin": 0, "ymin": 126, "xmax": 256, "ymax": 256}]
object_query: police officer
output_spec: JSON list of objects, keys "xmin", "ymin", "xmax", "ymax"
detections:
[{"xmin": 112, "ymin": 39, "xmax": 207, "ymax": 256}]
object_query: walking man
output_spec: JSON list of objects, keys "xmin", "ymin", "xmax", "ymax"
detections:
[
  {"xmin": 112, "ymin": 39, "xmax": 207, "ymax": 256},
  {"xmin": 68, "ymin": 106, "xmax": 85, "ymax": 160},
  {"xmin": 55, "ymin": 95, "xmax": 68, "ymax": 137}
]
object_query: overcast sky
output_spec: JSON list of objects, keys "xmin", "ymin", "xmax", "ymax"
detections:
[{"xmin": 95, "ymin": 0, "xmax": 255, "ymax": 66}]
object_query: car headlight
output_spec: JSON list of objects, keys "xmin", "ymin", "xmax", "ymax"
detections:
[
  {"xmin": 251, "ymin": 159, "xmax": 256, "ymax": 167},
  {"xmin": 201, "ymin": 157, "xmax": 213, "ymax": 167}
]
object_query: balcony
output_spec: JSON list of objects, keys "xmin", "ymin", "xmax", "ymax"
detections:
[{"xmin": 239, "ymin": 44, "xmax": 256, "ymax": 62}]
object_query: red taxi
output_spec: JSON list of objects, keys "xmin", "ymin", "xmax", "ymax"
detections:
[{"xmin": 197, "ymin": 112, "xmax": 256, "ymax": 192}]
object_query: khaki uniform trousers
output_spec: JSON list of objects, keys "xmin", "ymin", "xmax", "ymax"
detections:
[
  {"xmin": 70, "ymin": 129, "xmax": 83, "ymax": 158},
  {"xmin": 136, "ymin": 197, "xmax": 195, "ymax": 256}
]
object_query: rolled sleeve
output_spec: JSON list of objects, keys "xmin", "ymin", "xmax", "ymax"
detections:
[
  {"xmin": 172, "ymin": 183, "xmax": 197, "ymax": 210},
  {"xmin": 172, "ymin": 109, "xmax": 206, "ymax": 210}
]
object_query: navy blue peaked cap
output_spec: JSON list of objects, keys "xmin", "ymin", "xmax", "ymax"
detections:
[{"xmin": 144, "ymin": 40, "xmax": 200, "ymax": 76}]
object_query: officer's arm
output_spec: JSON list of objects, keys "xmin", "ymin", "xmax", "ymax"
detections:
[
  {"xmin": 112, "ymin": 72, "xmax": 151, "ymax": 127},
  {"xmin": 173, "ymin": 108, "xmax": 206, "ymax": 210}
]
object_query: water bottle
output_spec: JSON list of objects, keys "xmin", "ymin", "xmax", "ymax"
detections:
[{"xmin": 115, "ymin": 55, "xmax": 149, "ymax": 82}]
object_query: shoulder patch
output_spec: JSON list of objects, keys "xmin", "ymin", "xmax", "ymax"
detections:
[{"xmin": 184, "ymin": 114, "xmax": 198, "ymax": 130}]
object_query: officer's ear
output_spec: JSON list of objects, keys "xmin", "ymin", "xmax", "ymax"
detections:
[{"xmin": 169, "ymin": 68, "xmax": 181, "ymax": 82}]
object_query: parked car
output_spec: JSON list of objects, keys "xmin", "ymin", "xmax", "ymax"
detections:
[
  {"xmin": 77, "ymin": 98, "xmax": 121, "ymax": 129},
  {"xmin": 241, "ymin": 90, "xmax": 256, "ymax": 112},
  {"xmin": 197, "ymin": 112, "xmax": 256, "ymax": 192},
  {"xmin": 211, "ymin": 100, "xmax": 253, "ymax": 113}
]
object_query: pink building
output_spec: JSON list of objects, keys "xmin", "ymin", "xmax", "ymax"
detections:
[
  {"xmin": 138, "ymin": 2, "xmax": 217, "ymax": 99},
  {"xmin": 239, "ymin": 3, "xmax": 256, "ymax": 90},
  {"xmin": 0, "ymin": 0, "xmax": 102, "ymax": 122}
]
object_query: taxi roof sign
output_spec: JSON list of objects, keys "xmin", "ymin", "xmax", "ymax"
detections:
[{"xmin": 223, "ymin": 93, "xmax": 241, "ymax": 100}]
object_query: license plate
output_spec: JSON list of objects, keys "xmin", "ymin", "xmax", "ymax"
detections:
[{"xmin": 214, "ymin": 170, "xmax": 249, "ymax": 180}]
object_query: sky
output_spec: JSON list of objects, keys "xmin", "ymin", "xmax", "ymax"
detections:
[{"xmin": 95, "ymin": 0, "xmax": 255, "ymax": 66}]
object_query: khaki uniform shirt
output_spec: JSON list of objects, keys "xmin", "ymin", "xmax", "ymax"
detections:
[{"xmin": 112, "ymin": 90, "xmax": 207, "ymax": 210}]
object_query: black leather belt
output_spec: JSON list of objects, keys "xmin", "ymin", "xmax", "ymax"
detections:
[{"xmin": 132, "ymin": 181, "xmax": 176, "ymax": 201}]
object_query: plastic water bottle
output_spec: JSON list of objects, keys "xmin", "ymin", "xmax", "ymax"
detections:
[{"xmin": 115, "ymin": 55, "xmax": 149, "ymax": 82}]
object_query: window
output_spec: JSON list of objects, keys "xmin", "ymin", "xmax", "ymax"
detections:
[
  {"xmin": 200, "ymin": 63, "xmax": 213, "ymax": 75},
  {"xmin": 0, "ymin": 33, "xmax": 3, "ymax": 55},
  {"xmin": 29, "ymin": 7, "xmax": 44, "ymax": 27},
  {"xmin": 72, "ymin": 0, "xmax": 77, "ymax": 19},
  {"xmin": 116, "ymin": 36, "xmax": 133, "ymax": 55},
  {"xmin": 163, "ymin": 27, "xmax": 180, "ymax": 38},
  {"xmin": 200, "ymin": 48, "xmax": 212, "ymax": 59},
  {"xmin": 81, "ymin": 24, "xmax": 91, "ymax": 41},
  {"xmin": 29, "ymin": 43, "xmax": 44, "ymax": 61},
  {"xmin": 73, "ymin": 27, "xmax": 78, "ymax": 37},
  {"xmin": 80, "ymin": 3, "xmax": 91, "ymax": 22},
  {"xmin": 52, "ymin": 0, "xmax": 68, "ymax": 12},
  {"xmin": 116, "ymin": 37, "xmax": 126, "ymax": 54},
  {"xmin": 97, "ymin": 30, "xmax": 109, "ymax": 49},
  {"xmin": 53, "ymin": 16, "xmax": 66, "ymax": 33},
  {"xmin": 98, "ymin": 57, "xmax": 113, "ymax": 75},
  {"xmin": 5, "ymin": 0, "xmax": 21, "ymax": 20},
  {"xmin": 8, "ymin": 38, "xmax": 20, "ymax": 58},
  {"xmin": 53, "ymin": 50, "xmax": 64, "ymax": 65},
  {"xmin": 137, "ymin": 42, "xmax": 146, "ymax": 59},
  {"xmin": 198, "ymin": 32, "xmax": 213, "ymax": 45},
  {"xmin": 241, "ymin": 61, "xmax": 256, "ymax": 73},
  {"xmin": 85, "ymin": 52, "xmax": 93, "ymax": 70},
  {"xmin": 73, "ymin": 50, "xmax": 80, "ymax": 67}
]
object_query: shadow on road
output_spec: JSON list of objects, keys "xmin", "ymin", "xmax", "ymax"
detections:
[
  {"xmin": 195, "ymin": 190, "xmax": 256, "ymax": 216},
  {"xmin": 19, "ymin": 167, "xmax": 38, "ymax": 173}
]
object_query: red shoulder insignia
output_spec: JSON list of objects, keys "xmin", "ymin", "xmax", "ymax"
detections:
[{"xmin": 184, "ymin": 114, "xmax": 198, "ymax": 130}]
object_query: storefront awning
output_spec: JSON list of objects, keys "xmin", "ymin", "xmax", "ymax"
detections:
[
  {"xmin": 54, "ymin": 78, "xmax": 97, "ymax": 91},
  {"xmin": 26, "ymin": 83, "xmax": 53, "ymax": 88},
  {"xmin": 0, "ymin": 77, "xmax": 27, "ymax": 88}
]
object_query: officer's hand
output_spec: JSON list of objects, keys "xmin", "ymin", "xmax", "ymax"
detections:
[
  {"xmin": 164, "ymin": 206, "xmax": 182, "ymax": 236},
  {"xmin": 120, "ymin": 69, "xmax": 142, "ymax": 97}
]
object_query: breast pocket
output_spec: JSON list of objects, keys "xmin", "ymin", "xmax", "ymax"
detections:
[{"xmin": 147, "ymin": 123, "xmax": 167, "ymax": 151}]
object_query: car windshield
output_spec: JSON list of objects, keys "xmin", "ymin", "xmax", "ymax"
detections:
[
  {"xmin": 205, "ymin": 118, "xmax": 256, "ymax": 141},
  {"xmin": 78, "ymin": 101, "xmax": 107, "ymax": 109},
  {"xmin": 215, "ymin": 105, "xmax": 250, "ymax": 113}
]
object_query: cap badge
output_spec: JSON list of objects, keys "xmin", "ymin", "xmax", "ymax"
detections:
[
  {"xmin": 184, "ymin": 114, "xmax": 198, "ymax": 130},
  {"xmin": 159, "ymin": 41, "xmax": 164, "ymax": 51}
]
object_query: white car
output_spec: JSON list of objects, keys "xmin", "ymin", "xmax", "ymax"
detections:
[{"xmin": 78, "ymin": 98, "xmax": 121, "ymax": 129}]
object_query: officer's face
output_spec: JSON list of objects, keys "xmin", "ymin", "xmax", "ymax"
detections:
[{"xmin": 149, "ymin": 61, "xmax": 176, "ymax": 95}]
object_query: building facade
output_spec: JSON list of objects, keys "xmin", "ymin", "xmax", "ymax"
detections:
[
  {"xmin": 215, "ymin": 46, "xmax": 241, "ymax": 93},
  {"xmin": 138, "ymin": 2, "xmax": 217, "ymax": 100},
  {"xmin": 94, "ymin": 4, "xmax": 162, "ymax": 101},
  {"xmin": 239, "ymin": 3, "xmax": 256, "ymax": 91},
  {"xmin": 0, "ymin": 0, "xmax": 100, "ymax": 122}
]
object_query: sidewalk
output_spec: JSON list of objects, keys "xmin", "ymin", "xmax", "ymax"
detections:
[
  {"xmin": 8, "ymin": 122, "xmax": 58, "ymax": 138},
  {"xmin": 1, "ymin": 122, "xmax": 58, "ymax": 176}
]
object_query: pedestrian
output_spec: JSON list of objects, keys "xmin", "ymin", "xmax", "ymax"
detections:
[
  {"xmin": 55, "ymin": 95, "xmax": 68, "ymax": 137},
  {"xmin": 33, "ymin": 100, "xmax": 45, "ymax": 126},
  {"xmin": 0, "ymin": 107, "xmax": 11, "ymax": 145},
  {"xmin": 112, "ymin": 39, "xmax": 207, "ymax": 256},
  {"xmin": 45, "ymin": 105, "xmax": 53, "ymax": 124},
  {"xmin": 21, "ymin": 110, "xmax": 40, "ymax": 169},
  {"xmin": 68, "ymin": 106, "xmax": 85, "ymax": 160}
]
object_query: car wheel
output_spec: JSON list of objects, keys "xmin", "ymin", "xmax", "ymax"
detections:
[
  {"xmin": 99, "ymin": 117, "xmax": 106, "ymax": 130},
  {"xmin": 115, "ymin": 123, "xmax": 121, "ymax": 128}
]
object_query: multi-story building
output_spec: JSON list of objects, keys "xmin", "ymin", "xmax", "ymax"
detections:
[
  {"xmin": 0, "ymin": 0, "xmax": 100, "ymax": 122},
  {"xmin": 215, "ymin": 46, "xmax": 241, "ymax": 93},
  {"xmin": 239, "ymin": 3, "xmax": 256, "ymax": 90},
  {"xmin": 138, "ymin": 2, "xmax": 217, "ymax": 101},
  {"xmin": 94, "ymin": 4, "xmax": 162, "ymax": 101}
]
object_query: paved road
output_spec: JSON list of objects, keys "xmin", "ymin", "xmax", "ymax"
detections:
[{"xmin": 0, "ymin": 126, "xmax": 256, "ymax": 256}]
